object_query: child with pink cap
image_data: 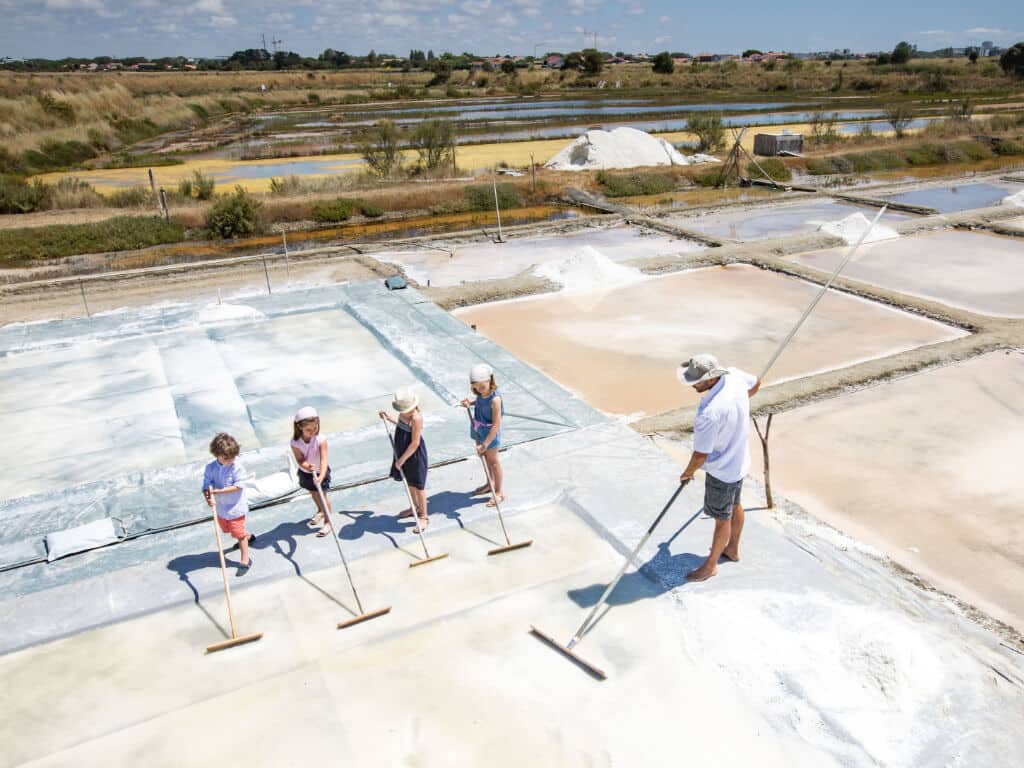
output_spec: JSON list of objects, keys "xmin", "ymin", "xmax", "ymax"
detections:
[{"xmin": 290, "ymin": 406, "xmax": 333, "ymax": 537}]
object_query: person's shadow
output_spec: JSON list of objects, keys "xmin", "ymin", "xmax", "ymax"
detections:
[
  {"xmin": 166, "ymin": 550, "xmax": 237, "ymax": 637},
  {"xmin": 334, "ymin": 507, "xmax": 408, "ymax": 548},
  {"xmin": 565, "ymin": 510, "xmax": 708, "ymax": 638}
]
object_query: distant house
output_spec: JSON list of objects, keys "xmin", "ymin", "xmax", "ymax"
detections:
[
  {"xmin": 695, "ymin": 53, "xmax": 722, "ymax": 63},
  {"xmin": 673, "ymin": 57, "xmax": 691, "ymax": 66},
  {"xmin": 544, "ymin": 54, "xmax": 565, "ymax": 69},
  {"xmin": 129, "ymin": 62, "xmax": 158, "ymax": 71}
]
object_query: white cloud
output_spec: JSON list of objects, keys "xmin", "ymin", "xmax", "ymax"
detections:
[
  {"xmin": 45, "ymin": 0, "xmax": 106, "ymax": 10},
  {"xmin": 658, "ymin": 15, "xmax": 668, "ymax": 23},
  {"xmin": 193, "ymin": 0, "xmax": 224, "ymax": 13},
  {"xmin": 461, "ymin": 0, "xmax": 490, "ymax": 15},
  {"xmin": 208, "ymin": 14, "xmax": 236, "ymax": 26},
  {"xmin": 966, "ymin": 26, "xmax": 1007, "ymax": 37},
  {"xmin": 919, "ymin": 30, "xmax": 949, "ymax": 36},
  {"xmin": 496, "ymin": 11, "xmax": 516, "ymax": 26},
  {"xmin": 654, "ymin": 34, "xmax": 670, "ymax": 44}
]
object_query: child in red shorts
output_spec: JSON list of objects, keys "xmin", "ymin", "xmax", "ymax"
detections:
[{"xmin": 203, "ymin": 432, "xmax": 256, "ymax": 575}]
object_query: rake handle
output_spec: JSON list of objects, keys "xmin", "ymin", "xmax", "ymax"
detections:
[
  {"xmin": 381, "ymin": 418, "xmax": 433, "ymax": 559},
  {"xmin": 568, "ymin": 481, "xmax": 689, "ymax": 647},
  {"xmin": 208, "ymin": 486, "xmax": 239, "ymax": 640},
  {"xmin": 464, "ymin": 406, "xmax": 512, "ymax": 545},
  {"xmin": 312, "ymin": 477, "xmax": 365, "ymax": 615}
]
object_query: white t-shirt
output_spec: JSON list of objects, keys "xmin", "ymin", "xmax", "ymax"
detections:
[{"xmin": 692, "ymin": 368, "xmax": 758, "ymax": 484}]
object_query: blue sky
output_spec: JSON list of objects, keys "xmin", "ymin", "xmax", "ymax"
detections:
[{"xmin": 0, "ymin": 0, "xmax": 1020, "ymax": 60}]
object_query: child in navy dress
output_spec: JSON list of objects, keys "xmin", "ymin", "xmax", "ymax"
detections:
[{"xmin": 379, "ymin": 388, "xmax": 430, "ymax": 533}]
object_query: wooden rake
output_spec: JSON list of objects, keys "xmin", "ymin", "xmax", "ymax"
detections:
[
  {"xmin": 312, "ymin": 475, "xmax": 392, "ymax": 629},
  {"xmin": 463, "ymin": 406, "xmax": 532, "ymax": 555},
  {"xmin": 381, "ymin": 418, "xmax": 448, "ymax": 568},
  {"xmin": 205, "ymin": 487, "xmax": 263, "ymax": 653}
]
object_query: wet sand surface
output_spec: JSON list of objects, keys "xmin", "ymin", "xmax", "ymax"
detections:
[
  {"xmin": 454, "ymin": 264, "xmax": 964, "ymax": 417},
  {"xmin": 746, "ymin": 351, "xmax": 1024, "ymax": 633},
  {"xmin": 791, "ymin": 230, "xmax": 1024, "ymax": 318}
]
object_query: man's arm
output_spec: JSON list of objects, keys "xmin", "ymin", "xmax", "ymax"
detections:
[
  {"xmin": 680, "ymin": 451, "xmax": 708, "ymax": 483},
  {"xmin": 748, "ymin": 378, "xmax": 761, "ymax": 398}
]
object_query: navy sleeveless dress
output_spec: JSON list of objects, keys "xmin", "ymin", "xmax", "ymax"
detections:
[{"xmin": 390, "ymin": 418, "xmax": 429, "ymax": 490}]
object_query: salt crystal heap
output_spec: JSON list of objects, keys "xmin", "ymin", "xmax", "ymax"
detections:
[
  {"xmin": 1003, "ymin": 189, "xmax": 1024, "ymax": 208},
  {"xmin": 819, "ymin": 212, "xmax": 900, "ymax": 245},
  {"xmin": 545, "ymin": 127, "xmax": 720, "ymax": 171},
  {"xmin": 533, "ymin": 245, "xmax": 646, "ymax": 292}
]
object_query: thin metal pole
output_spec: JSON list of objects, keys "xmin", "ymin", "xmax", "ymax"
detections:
[
  {"xmin": 78, "ymin": 279, "xmax": 91, "ymax": 317},
  {"xmin": 758, "ymin": 205, "xmax": 887, "ymax": 380},
  {"xmin": 282, "ymin": 232, "xmax": 290, "ymax": 283},
  {"xmin": 313, "ymin": 479, "xmax": 365, "ymax": 615},
  {"xmin": 492, "ymin": 175, "xmax": 504, "ymax": 243},
  {"xmin": 381, "ymin": 419, "xmax": 434, "ymax": 560},
  {"xmin": 530, "ymin": 153, "xmax": 536, "ymax": 194},
  {"xmin": 261, "ymin": 253, "xmax": 272, "ymax": 295},
  {"xmin": 567, "ymin": 481, "xmax": 690, "ymax": 649}
]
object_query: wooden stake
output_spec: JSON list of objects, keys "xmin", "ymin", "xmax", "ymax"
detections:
[
  {"xmin": 753, "ymin": 413, "xmax": 774, "ymax": 509},
  {"xmin": 78, "ymin": 279, "xmax": 91, "ymax": 318},
  {"xmin": 261, "ymin": 253, "xmax": 272, "ymax": 294}
]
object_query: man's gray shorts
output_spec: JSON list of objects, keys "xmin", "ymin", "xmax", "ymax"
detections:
[{"xmin": 704, "ymin": 473, "xmax": 743, "ymax": 520}]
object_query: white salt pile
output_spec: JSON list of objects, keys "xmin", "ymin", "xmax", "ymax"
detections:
[
  {"xmin": 533, "ymin": 245, "xmax": 646, "ymax": 292},
  {"xmin": 545, "ymin": 127, "xmax": 721, "ymax": 171},
  {"xmin": 195, "ymin": 303, "xmax": 266, "ymax": 325},
  {"xmin": 1003, "ymin": 189, "xmax": 1024, "ymax": 207},
  {"xmin": 819, "ymin": 212, "xmax": 900, "ymax": 245}
]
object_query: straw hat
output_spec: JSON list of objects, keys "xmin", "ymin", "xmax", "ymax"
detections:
[
  {"xmin": 392, "ymin": 388, "xmax": 419, "ymax": 413},
  {"xmin": 470, "ymin": 363, "xmax": 493, "ymax": 383},
  {"xmin": 294, "ymin": 406, "xmax": 319, "ymax": 422},
  {"xmin": 677, "ymin": 354, "xmax": 729, "ymax": 386}
]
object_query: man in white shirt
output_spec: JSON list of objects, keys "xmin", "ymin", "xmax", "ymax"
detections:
[{"xmin": 678, "ymin": 354, "xmax": 761, "ymax": 582}]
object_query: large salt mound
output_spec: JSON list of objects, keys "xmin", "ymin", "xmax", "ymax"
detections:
[
  {"xmin": 533, "ymin": 245, "xmax": 646, "ymax": 293},
  {"xmin": 819, "ymin": 212, "xmax": 900, "ymax": 245},
  {"xmin": 1004, "ymin": 189, "xmax": 1024, "ymax": 208},
  {"xmin": 545, "ymin": 127, "xmax": 720, "ymax": 171}
]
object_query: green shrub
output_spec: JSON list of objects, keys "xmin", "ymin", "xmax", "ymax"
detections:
[
  {"xmin": 0, "ymin": 148, "xmax": 27, "ymax": 175},
  {"xmin": 804, "ymin": 158, "xmax": 836, "ymax": 175},
  {"xmin": 112, "ymin": 118, "xmax": 161, "ymax": 145},
  {"xmin": 685, "ymin": 113, "xmax": 725, "ymax": 152},
  {"xmin": 206, "ymin": 187, "xmax": 263, "ymax": 238},
  {"xmin": 23, "ymin": 140, "xmax": 97, "ymax": 172},
  {"xmin": 107, "ymin": 186, "xmax": 154, "ymax": 208},
  {"xmin": 188, "ymin": 103, "xmax": 210, "ymax": 123},
  {"xmin": 0, "ymin": 174, "xmax": 49, "ymax": 214},
  {"xmin": 745, "ymin": 158, "xmax": 792, "ymax": 182},
  {"xmin": 905, "ymin": 145, "xmax": 943, "ymax": 165},
  {"xmin": 0, "ymin": 216, "xmax": 184, "ymax": 260},
  {"xmin": 463, "ymin": 183, "xmax": 521, "ymax": 211},
  {"xmin": 311, "ymin": 198, "xmax": 354, "ymax": 222},
  {"xmin": 192, "ymin": 170, "xmax": 215, "ymax": 200},
  {"xmin": 177, "ymin": 177, "xmax": 193, "ymax": 198},
  {"xmin": 956, "ymin": 140, "xmax": 993, "ymax": 161},
  {"xmin": 48, "ymin": 177, "xmax": 105, "ymax": 209},
  {"xmin": 596, "ymin": 170, "xmax": 676, "ymax": 197},
  {"xmin": 36, "ymin": 93, "xmax": 75, "ymax": 123},
  {"xmin": 357, "ymin": 199, "xmax": 384, "ymax": 218},
  {"xmin": 693, "ymin": 167, "xmax": 739, "ymax": 187},
  {"xmin": 995, "ymin": 139, "xmax": 1024, "ymax": 156}
]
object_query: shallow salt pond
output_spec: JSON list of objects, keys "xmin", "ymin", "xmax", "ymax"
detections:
[
  {"xmin": 880, "ymin": 182, "xmax": 1021, "ymax": 213},
  {"xmin": 665, "ymin": 200, "xmax": 910, "ymax": 241},
  {"xmin": 791, "ymin": 230, "xmax": 1024, "ymax": 317},
  {"xmin": 747, "ymin": 350, "xmax": 1024, "ymax": 632},
  {"xmin": 454, "ymin": 263, "xmax": 964, "ymax": 416}
]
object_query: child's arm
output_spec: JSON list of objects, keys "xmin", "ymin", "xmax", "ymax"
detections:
[
  {"xmin": 397, "ymin": 413, "xmax": 422, "ymax": 466},
  {"xmin": 202, "ymin": 466, "xmax": 215, "ymax": 507},
  {"xmin": 290, "ymin": 443, "xmax": 314, "ymax": 472},
  {"xmin": 317, "ymin": 439, "xmax": 329, "ymax": 485},
  {"xmin": 479, "ymin": 396, "xmax": 502, "ymax": 451},
  {"xmin": 460, "ymin": 397, "xmax": 476, "ymax": 408},
  {"xmin": 378, "ymin": 410, "xmax": 398, "ymax": 424}
]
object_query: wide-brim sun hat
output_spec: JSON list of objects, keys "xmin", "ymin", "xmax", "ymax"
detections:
[
  {"xmin": 470, "ymin": 363, "xmax": 493, "ymax": 383},
  {"xmin": 678, "ymin": 354, "xmax": 729, "ymax": 386},
  {"xmin": 294, "ymin": 406, "xmax": 319, "ymax": 422},
  {"xmin": 392, "ymin": 388, "xmax": 419, "ymax": 414}
]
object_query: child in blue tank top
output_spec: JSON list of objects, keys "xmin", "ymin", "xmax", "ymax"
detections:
[{"xmin": 461, "ymin": 363, "xmax": 506, "ymax": 506}]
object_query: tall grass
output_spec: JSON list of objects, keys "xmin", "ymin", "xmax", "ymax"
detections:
[{"xmin": 0, "ymin": 216, "xmax": 184, "ymax": 260}]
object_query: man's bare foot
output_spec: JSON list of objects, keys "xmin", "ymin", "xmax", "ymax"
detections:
[
  {"xmin": 412, "ymin": 515, "xmax": 430, "ymax": 534},
  {"xmin": 471, "ymin": 484, "xmax": 491, "ymax": 496},
  {"xmin": 686, "ymin": 565, "xmax": 717, "ymax": 582},
  {"xmin": 397, "ymin": 508, "xmax": 414, "ymax": 520},
  {"xmin": 720, "ymin": 549, "xmax": 740, "ymax": 563},
  {"xmin": 485, "ymin": 494, "xmax": 505, "ymax": 507}
]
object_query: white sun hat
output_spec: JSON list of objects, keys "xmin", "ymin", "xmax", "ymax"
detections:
[
  {"xmin": 294, "ymin": 406, "xmax": 319, "ymax": 422},
  {"xmin": 392, "ymin": 388, "xmax": 419, "ymax": 413},
  {"xmin": 470, "ymin": 363, "xmax": 493, "ymax": 383},
  {"xmin": 677, "ymin": 354, "xmax": 729, "ymax": 386}
]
